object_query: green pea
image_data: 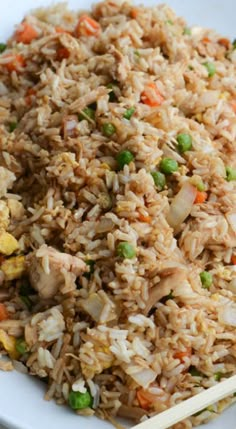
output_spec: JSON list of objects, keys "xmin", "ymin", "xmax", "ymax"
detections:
[
  {"xmin": 183, "ymin": 28, "xmax": 191, "ymax": 35},
  {"xmin": 78, "ymin": 107, "xmax": 95, "ymax": 121},
  {"xmin": 16, "ymin": 338, "xmax": 28, "ymax": 355},
  {"xmin": 116, "ymin": 242, "xmax": 136, "ymax": 259},
  {"xmin": 159, "ymin": 158, "xmax": 178, "ymax": 174},
  {"xmin": 151, "ymin": 171, "xmax": 166, "ymax": 191},
  {"xmin": 214, "ymin": 372, "xmax": 223, "ymax": 381},
  {"xmin": 200, "ymin": 271, "xmax": 213, "ymax": 289},
  {"xmin": 9, "ymin": 122, "xmax": 17, "ymax": 133},
  {"xmin": 177, "ymin": 133, "xmax": 192, "ymax": 153},
  {"xmin": 102, "ymin": 123, "xmax": 116, "ymax": 137},
  {"xmin": 226, "ymin": 166, "xmax": 236, "ymax": 181},
  {"xmin": 0, "ymin": 43, "xmax": 7, "ymax": 53},
  {"xmin": 68, "ymin": 390, "xmax": 93, "ymax": 410},
  {"xmin": 123, "ymin": 107, "xmax": 135, "ymax": 120},
  {"xmin": 203, "ymin": 62, "xmax": 216, "ymax": 77},
  {"xmin": 116, "ymin": 150, "xmax": 134, "ymax": 170}
]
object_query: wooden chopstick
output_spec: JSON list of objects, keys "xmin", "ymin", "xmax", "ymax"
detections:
[{"xmin": 132, "ymin": 375, "xmax": 236, "ymax": 429}]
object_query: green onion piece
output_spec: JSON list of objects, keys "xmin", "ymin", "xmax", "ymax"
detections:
[
  {"xmin": 19, "ymin": 282, "xmax": 35, "ymax": 296},
  {"xmin": 176, "ymin": 133, "xmax": 192, "ymax": 153},
  {"xmin": 159, "ymin": 157, "xmax": 178, "ymax": 174},
  {"xmin": 107, "ymin": 83, "xmax": 118, "ymax": 102},
  {"xmin": 9, "ymin": 122, "xmax": 17, "ymax": 133},
  {"xmin": 200, "ymin": 271, "xmax": 213, "ymax": 289},
  {"xmin": 166, "ymin": 19, "xmax": 173, "ymax": 25},
  {"xmin": 102, "ymin": 123, "xmax": 116, "ymax": 137},
  {"xmin": 116, "ymin": 242, "xmax": 136, "ymax": 259},
  {"xmin": 196, "ymin": 181, "xmax": 205, "ymax": 192},
  {"xmin": 16, "ymin": 338, "xmax": 28, "ymax": 355},
  {"xmin": 116, "ymin": 150, "xmax": 134, "ymax": 170},
  {"xmin": 151, "ymin": 171, "xmax": 166, "ymax": 191},
  {"xmin": 134, "ymin": 50, "xmax": 140, "ymax": 58},
  {"xmin": 203, "ymin": 62, "xmax": 216, "ymax": 77},
  {"xmin": 68, "ymin": 390, "xmax": 93, "ymax": 410},
  {"xmin": 0, "ymin": 43, "xmax": 7, "ymax": 53},
  {"xmin": 226, "ymin": 166, "xmax": 236, "ymax": 181},
  {"xmin": 183, "ymin": 28, "xmax": 191, "ymax": 35},
  {"xmin": 123, "ymin": 107, "xmax": 135, "ymax": 120},
  {"xmin": 214, "ymin": 372, "xmax": 223, "ymax": 381},
  {"xmin": 78, "ymin": 107, "xmax": 95, "ymax": 121},
  {"xmin": 189, "ymin": 366, "xmax": 204, "ymax": 377},
  {"xmin": 20, "ymin": 295, "xmax": 32, "ymax": 310},
  {"xmin": 160, "ymin": 289, "xmax": 175, "ymax": 304},
  {"xmin": 83, "ymin": 260, "xmax": 95, "ymax": 279}
]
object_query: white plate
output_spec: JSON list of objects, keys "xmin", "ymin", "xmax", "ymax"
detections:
[{"xmin": 0, "ymin": 1, "xmax": 235, "ymax": 428}]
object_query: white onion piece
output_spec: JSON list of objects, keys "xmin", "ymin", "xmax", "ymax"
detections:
[
  {"xmin": 167, "ymin": 183, "xmax": 197, "ymax": 230},
  {"xmin": 63, "ymin": 115, "xmax": 78, "ymax": 139},
  {"xmin": 226, "ymin": 212, "xmax": 236, "ymax": 233},
  {"xmin": 218, "ymin": 305, "xmax": 236, "ymax": 327},
  {"xmin": 130, "ymin": 368, "xmax": 157, "ymax": 388}
]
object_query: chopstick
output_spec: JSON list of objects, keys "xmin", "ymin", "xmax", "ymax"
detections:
[{"xmin": 132, "ymin": 374, "xmax": 236, "ymax": 429}]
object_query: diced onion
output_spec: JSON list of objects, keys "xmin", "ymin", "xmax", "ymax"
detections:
[
  {"xmin": 129, "ymin": 368, "xmax": 157, "ymax": 388},
  {"xmin": 167, "ymin": 182, "xmax": 197, "ymax": 230},
  {"xmin": 218, "ymin": 305, "xmax": 236, "ymax": 327}
]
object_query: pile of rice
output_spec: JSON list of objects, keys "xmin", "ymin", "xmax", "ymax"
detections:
[{"xmin": 0, "ymin": 1, "xmax": 236, "ymax": 427}]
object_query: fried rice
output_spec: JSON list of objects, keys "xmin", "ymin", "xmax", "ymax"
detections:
[{"xmin": 0, "ymin": 1, "xmax": 236, "ymax": 427}]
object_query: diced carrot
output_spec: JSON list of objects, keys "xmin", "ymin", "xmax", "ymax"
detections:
[
  {"xmin": 138, "ymin": 213, "xmax": 151, "ymax": 223},
  {"xmin": 136, "ymin": 389, "xmax": 157, "ymax": 410},
  {"xmin": 56, "ymin": 47, "xmax": 70, "ymax": 61},
  {"xmin": 75, "ymin": 15, "xmax": 101, "ymax": 37},
  {"xmin": 0, "ymin": 303, "xmax": 9, "ymax": 322},
  {"xmin": 55, "ymin": 26, "xmax": 72, "ymax": 35},
  {"xmin": 230, "ymin": 100, "xmax": 236, "ymax": 113},
  {"xmin": 218, "ymin": 38, "xmax": 230, "ymax": 49},
  {"xmin": 4, "ymin": 54, "xmax": 25, "ymax": 72},
  {"xmin": 231, "ymin": 255, "xmax": 236, "ymax": 265},
  {"xmin": 130, "ymin": 8, "xmax": 139, "ymax": 19},
  {"xmin": 174, "ymin": 347, "xmax": 192, "ymax": 362},
  {"xmin": 141, "ymin": 82, "xmax": 164, "ymax": 107},
  {"xmin": 194, "ymin": 191, "xmax": 208, "ymax": 204},
  {"xmin": 202, "ymin": 37, "xmax": 210, "ymax": 44},
  {"xmin": 14, "ymin": 22, "xmax": 38, "ymax": 44}
]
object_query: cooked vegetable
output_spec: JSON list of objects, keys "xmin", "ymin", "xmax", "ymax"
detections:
[
  {"xmin": 116, "ymin": 242, "xmax": 136, "ymax": 259},
  {"xmin": 151, "ymin": 171, "xmax": 166, "ymax": 191},
  {"xmin": 174, "ymin": 347, "xmax": 192, "ymax": 362},
  {"xmin": 4, "ymin": 54, "xmax": 25, "ymax": 72},
  {"xmin": 200, "ymin": 271, "xmax": 213, "ymax": 289},
  {"xmin": 68, "ymin": 390, "xmax": 93, "ymax": 410},
  {"xmin": 9, "ymin": 122, "xmax": 17, "ymax": 133},
  {"xmin": 97, "ymin": 192, "xmax": 112, "ymax": 211},
  {"xmin": 141, "ymin": 82, "xmax": 164, "ymax": 107},
  {"xmin": 75, "ymin": 15, "xmax": 101, "ymax": 37},
  {"xmin": 159, "ymin": 158, "xmax": 178, "ymax": 174},
  {"xmin": 56, "ymin": 47, "xmax": 70, "ymax": 61},
  {"xmin": 0, "ymin": 231, "xmax": 19, "ymax": 255},
  {"xmin": 20, "ymin": 295, "xmax": 33, "ymax": 310},
  {"xmin": 0, "ymin": 43, "xmax": 7, "ymax": 53},
  {"xmin": 83, "ymin": 260, "xmax": 95, "ymax": 279},
  {"xmin": 15, "ymin": 338, "xmax": 28, "ymax": 355},
  {"xmin": 62, "ymin": 115, "xmax": 78, "ymax": 138},
  {"xmin": 183, "ymin": 27, "xmax": 191, "ymax": 35},
  {"xmin": 177, "ymin": 133, "xmax": 192, "ymax": 153},
  {"xmin": 136, "ymin": 388, "xmax": 158, "ymax": 409},
  {"xmin": 14, "ymin": 22, "xmax": 38, "ymax": 44},
  {"xmin": 80, "ymin": 292, "xmax": 116, "ymax": 323},
  {"xmin": 167, "ymin": 183, "xmax": 197, "ymax": 230},
  {"xmin": 160, "ymin": 289, "xmax": 175, "ymax": 304},
  {"xmin": 218, "ymin": 38, "xmax": 230, "ymax": 49},
  {"xmin": 214, "ymin": 372, "xmax": 223, "ymax": 381},
  {"xmin": 102, "ymin": 123, "xmax": 116, "ymax": 137},
  {"xmin": 226, "ymin": 166, "xmax": 236, "ymax": 181},
  {"xmin": 138, "ymin": 213, "xmax": 151, "ymax": 223},
  {"xmin": 189, "ymin": 366, "xmax": 204, "ymax": 377},
  {"xmin": 1, "ymin": 255, "xmax": 26, "ymax": 281},
  {"xmin": 203, "ymin": 62, "xmax": 216, "ymax": 77},
  {"xmin": 123, "ymin": 107, "xmax": 135, "ymax": 120},
  {"xmin": 0, "ymin": 303, "xmax": 9, "ymax": 321},
  {"xmin": 194, "ymin": 190, "xmax": 207, "ymax": 204},
  {"xmin": 116, "ymin": 150, "xmax": 134, "ymax": 170},
  {"xmin": 231, "ymin": 255, "xmax": 236, "ymax": 265},
  {"xmin": 79, "ymin": 107, "xmax": 95, "ymax": 121}
]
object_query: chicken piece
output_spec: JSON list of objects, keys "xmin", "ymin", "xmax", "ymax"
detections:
[
  {"xmin": 144, "ymin": 268, "xmax": 187, "ymax": 315},
  {"xmin": 0, "ymin": 231, "xmax": 19, "ymax": 255},
  {"xmin": 0, "ymin": 167, "xmax": 16, "ymax": 198},
  {"xmin": 7, "ymin": 199, "xmax": 25, "ymax": 220},
  {"xmin": 28, "ymin": 245, "xmax": 87, "ymax": 299}
]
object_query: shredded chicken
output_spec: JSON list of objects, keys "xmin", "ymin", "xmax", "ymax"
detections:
[
  {"xmin": 28, "ymin": 245, "xmax": 88, "ymax": 299},
  {"xmin": 0, "ymin": 166, "xmax": 16, "ymax": 198}
]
